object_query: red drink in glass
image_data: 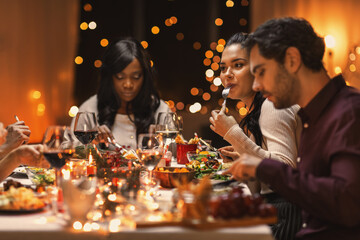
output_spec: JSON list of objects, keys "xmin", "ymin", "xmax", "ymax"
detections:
[{"xmin": 176, "ymin": 144, "xmax": 197, "ymax": 164}]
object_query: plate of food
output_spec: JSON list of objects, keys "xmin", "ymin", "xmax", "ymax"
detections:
[
  {"xmin": 0, "ymin": 185, "xmax": 47, "ymax": 213},
  {"xmin": 26, "ymin": 167, "xmax": 55, "ymax": 186},
  {"xmin": 186, "ymin": 151, "xmax": 231, "ymax": 180}
]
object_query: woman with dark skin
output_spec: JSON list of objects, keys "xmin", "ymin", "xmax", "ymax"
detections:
[{"xmin": 72, "ymin": 37, "xmax": 169, "ymax": 149}]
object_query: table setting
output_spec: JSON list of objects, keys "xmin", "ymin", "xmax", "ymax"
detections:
[{"xmin": 0, "ymin": 110, "xmax": 276, "ymax": 240}]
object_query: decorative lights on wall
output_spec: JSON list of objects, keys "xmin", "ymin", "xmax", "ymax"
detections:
[{"xmin": 70, "ymin": 1, "xmax": 250, "ymax": 118}]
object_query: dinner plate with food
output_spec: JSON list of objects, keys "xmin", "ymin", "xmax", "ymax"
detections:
[{"xmin": 0, "ymin": 181, "xmax": 47, "ymax": 214}]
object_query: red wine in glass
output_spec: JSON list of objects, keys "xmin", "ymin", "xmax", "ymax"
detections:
[
  {"xmin": 73, "ymin": 130, "xmax": 98, "ymax": 145},
  {"xmin": 73, "ymin": 112, "xmax": 98, "ymax": 147},
  {"xmin": 43, "ymin": 150, "xmax": 73, "ymax": 169}
]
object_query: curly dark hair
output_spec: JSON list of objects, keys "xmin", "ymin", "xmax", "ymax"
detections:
[
  {"xmin": 244, "ymin": 17, "xmax": 325, "ymax": 71},
  {"xmin": 97, "ymin": 37, "xmax": 160, "ymax": 136},
  {"xmin": 225, "ymin": 32, "xmax": 266, "ymax": 146}
]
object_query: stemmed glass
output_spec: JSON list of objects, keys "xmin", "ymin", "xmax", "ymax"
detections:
[
  {"xmin": 73, "ymin": 112, "xmax": 98, "ymax": 158},
  {"xmin": 155, "ymin": 112, "xmax": 179, "ymax": 150},
  {"xmin": 137, "ymin": 133, "xmax": 163, "ymax": 179},
  {"xmin": 42, "ymin": 126, "xmax": 75, "ymax": 213}
]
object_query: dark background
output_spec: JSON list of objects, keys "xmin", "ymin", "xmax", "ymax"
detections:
[{"xmin": 74, "ymin": 0, "xmax": 250, "ymax": 148}]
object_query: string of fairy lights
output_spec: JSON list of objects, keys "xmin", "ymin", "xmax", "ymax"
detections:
[{"xmin": 68, "ymin": 0, "xmax": 250, "ymax": 120}]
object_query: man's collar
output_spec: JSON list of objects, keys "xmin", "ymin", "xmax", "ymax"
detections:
[{"xmin": 298, "ymin": 75, "xmax": 346, "ymax": 124}]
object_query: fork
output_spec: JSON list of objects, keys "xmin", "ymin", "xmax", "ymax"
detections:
[{"xmin": 221, "ymin": 86, "xmax": 231, "ymax": 112}]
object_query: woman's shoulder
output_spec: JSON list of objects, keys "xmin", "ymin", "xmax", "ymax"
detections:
[
  {"xmin": 156, "ymin": 100, "xmax": 170, "ymax": 113},
  {"xmin": 79, "ymin": 94, "xmax": 98, "ymax": 113}
]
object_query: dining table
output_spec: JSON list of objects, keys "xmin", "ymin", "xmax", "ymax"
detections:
[{"xmin": 0, "ymin": 166, "xmax": 274, "ymax": 240}]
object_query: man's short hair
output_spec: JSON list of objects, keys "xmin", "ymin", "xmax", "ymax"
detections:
[{"xmin": 244, "ymin": 17, "xmax": 325, "ymax": 71}]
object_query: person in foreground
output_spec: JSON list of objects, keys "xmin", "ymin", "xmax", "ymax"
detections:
[
  {"xmin": 209, "ymin": 32, "xmax": 301, "ymax": 240},
  {"xmin": 72, "ymin": 37, "xmax": 169, "ymax": 149},
  {"xmin": 225, "ymin": 17, "xmax": 360, "ymax": 239},
  {"xmin": 0, "ymin": 122, "xmax": 43, "ymax": 182},
  {"xmin": 0, "ymin": 121, "xmax": 31, "ymax": 159}
]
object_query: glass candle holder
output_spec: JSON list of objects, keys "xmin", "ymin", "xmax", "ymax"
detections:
[{"xmin": 176, "ymin": 144, "xmax": 197, "ymax": 164}]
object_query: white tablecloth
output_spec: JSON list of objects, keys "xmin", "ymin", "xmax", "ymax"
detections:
[{"xmin": 0, "ymin": 167, "xmax": 273, "ymax": 240}]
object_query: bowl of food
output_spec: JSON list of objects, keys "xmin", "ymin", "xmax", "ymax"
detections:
[
  {"xmin": 26, "ymin": 167, "xmax": 55, "ymax": 187},
  {"xmin": 187, "ymin": 150, "xmax": 218, "ymax": 162},
  {"xmin": 153, "ymin": 167, "xmax": 196, "ymax": 188}
]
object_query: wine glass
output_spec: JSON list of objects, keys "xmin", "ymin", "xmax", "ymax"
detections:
[
  {"xmin": 155, "ymin": 112, "xmax": 179, "ymax": 160},
  {"xmin": 137, "ymin": 133, "xmax": 163, "ymax": 180},
  {"xmin": 73, "ymin": 112, "xmax": 98, "ymax": 158},
  {"xmin": 42, "ymin": 126, "xmax": 75, "ymax": 214}
]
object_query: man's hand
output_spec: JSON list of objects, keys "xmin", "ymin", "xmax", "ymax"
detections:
[
  {"xmin": 13, "ymin": 144, "xmax": 43, "ymax": 166},
  {"xmin": 0, "ymin": 122, "xmax": 7, "ymax": 145},
  {"xmin": 219, "ymin": 146, "xmax": 239, "ymax": 162},
  {"xmin": 209, "ymin": 110, "xmax": 237, "ymax": 137},
  {"xmin": 0, "ymin": 121, "xmax": 31, "ymax": 159},
  {"xmin": 224, "ymin": 153, "xmax": 263, "ymax": 181}
]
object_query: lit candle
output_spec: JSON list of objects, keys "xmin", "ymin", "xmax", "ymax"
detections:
[{"xmin": 62, "ymin": 169, "xmax": 71, "ymax": 180}]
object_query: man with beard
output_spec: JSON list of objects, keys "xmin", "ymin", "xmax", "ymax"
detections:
[{"xmin": 225, "ymin": 17, "xmax": 360, "ymax": 239}]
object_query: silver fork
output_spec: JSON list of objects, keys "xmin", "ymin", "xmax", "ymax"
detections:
[{"xmin": 221, "ymin": 86, "xmax": 231, "ymax": 112}]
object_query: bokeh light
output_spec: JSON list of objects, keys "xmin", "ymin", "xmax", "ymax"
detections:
[
  {"xmin": 80, "ymin": 22, "xmax": 88, "ymax": 30},
  {"xmin": 176, "ymin": 102, "xmax": 184, "ymax": 110},
  {"xmin": 141, "ymin": 41, "xmax": 148, "ymax": 49},
  {"xmin": 210, "ymin": 42, "xmax": 217, "ymax": 50},
  {"xmin": 241, "ymin": 0, "xmax": 249, "ymax": 6},
  {"xmin": 239, "ymin": 18, "xmax": 247, "ymax": 26},
  {"xmin": 349, "ymin": 53, "xmax": 356, "ymax": 61},
  {"xmin": 216, "ymin": 44, "xmax": 224, "ymax": 53},
  {"xmin": 226, "ymin": 0, "xmax": 234, "ymax": 7},
  {"xmin": 94, "ymin": 60, "xmax": 102, "ymax": 68},
  {"xmin": 349, "ymin": 64, "xmax": 356, "ymax": 72},
  {"xmin": 205, "ymin": 50, "xmax": 214, "ymax": 58},
  {"xmin": 176, "ymin": 32, "xmax": 184, "ymax": 41},
  {"xmin": 203, "ymin": 58, "xmax": 211, "ymax": 66},
  {"xmin": 170, "ymin": 16, "xmax": 178, "ymax": 24},
  {"xmin": 334, "ymin": 66, "xmax": 342, "ymax": 75},
  {"xmin": 236, "ymin": 101, "xmax": 245, "ymax": 109},
  {"xmin": 211, "ymin": 62, "xmax": 219, "ymax": 71},
  {"xmin": 88, "ymin": 21, "xmax": 97, "ymax": 30},
  {"xmin": 213, "ymin": 77, "xmax": 222, "ymax": 86},
  {"xmin": 190, "ymin": 87, "xmax": 199, "ymax": 96},
  {"xmin": 68, "ymin": 106, "xmax": 79, "ymax": 117},
  {"xmin": 215, "ymin": 18, "xmax": 223, "ymax": 26},
  {"xmin": 356, "ymin": 46, "xmax": 360, "ymax": 55},
  {"xmin": 73, "ymin": 221, "xmax": 82, "ymax": 230},
  {"xmin": 218, "ymin": 39, "xmax": 226, "ymax": 46},
  {"xmin": 210, "ymin": 84, "xmax": 219, "ymax": 92},
  {"xmin": 37, "ymin": 103, "xmax": 45, "ymax": 116},
  {"xmin": 325, "ymin": 35, "xmax": 335, "ymax": 49},
  {"xmin": 239, "ymin": 107, "xmax": 248, "ymax": 116},
  {"xmin": 200, "ymin": 106, "xmax": 208, "ymax": 115},
  {"xmin": 165, "ymin": 18, "xmax": 172, "ymax": 27},
  {"xmin": 205, "ymin": 69, "xmax": 214, "ymax": 78},
  {"xmin": 167, "ymin": 100, "xmax": 175, "ymax": 109},
  {"xmin": 151, "ymin": 26, "xmax": 160, "ymax": 34},
  {"xmin": 213, "ymin": 55, "xmax": 221, "ymax": 63},
  {"xmin": 83, "ymin": 3, "xmax": 92, "ymax": 12},
  {"xmin": 32, "ymin": 90, "xmax": 41, "ymax": 99},
  {"xmin": 193, "ymin": 42, "xmax": 201, "ymax": 50},
  {"xmin": 202, "ymin": 92, "xmax": 211, "ymax": 101},
  {"xmin": 100, "ymin": 38, "xmax": 109, "ymax": 47},
  {"xmin": 75, "ymin": 56, "xmax": 83, "ymax": 65}
]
